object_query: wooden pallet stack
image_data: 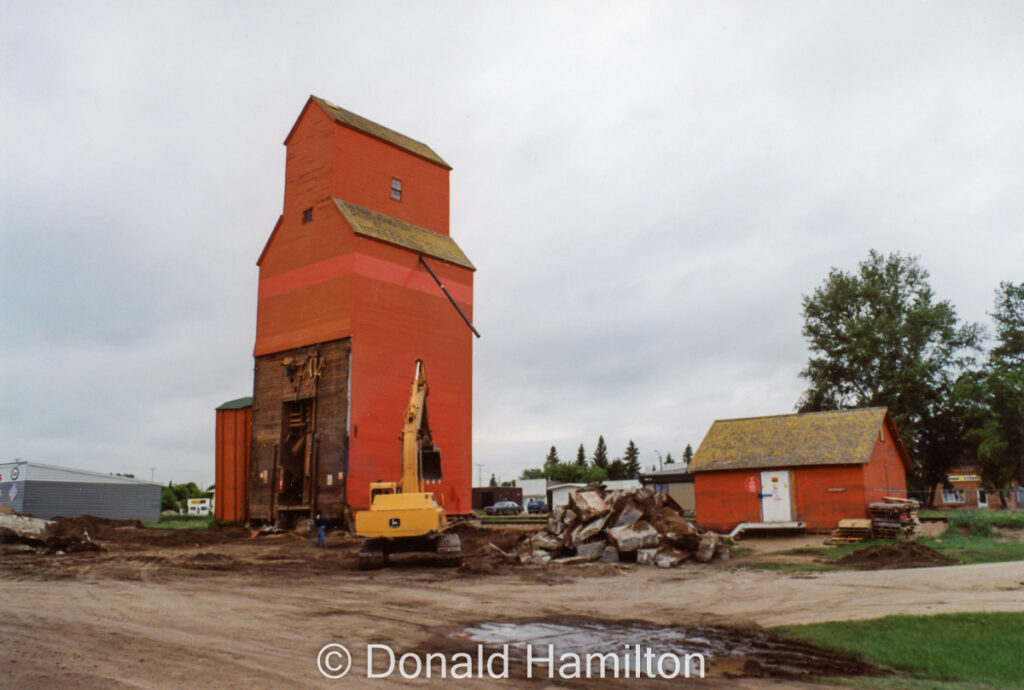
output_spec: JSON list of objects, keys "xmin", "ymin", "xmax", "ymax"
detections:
[
  {"xmin": 827, "ymin": 518, "xmax": 873, "ymax": 544},
  {"xmin": 869, "ymin": 497, "xmax": 919, "ymax": 539}
]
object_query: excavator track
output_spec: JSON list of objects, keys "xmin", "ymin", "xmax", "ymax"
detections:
[
  {"xmin": 436, "ymin": 532, "xmax": 462, "ymax": 567},
  {"xmin": 357, "ymin": 540, "xmax": 387, "ymax": 570}
]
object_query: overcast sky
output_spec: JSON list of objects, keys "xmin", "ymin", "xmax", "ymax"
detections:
[{"xmin": 2, "ymin": 2, "xmax": 1022, "ymax": 486}]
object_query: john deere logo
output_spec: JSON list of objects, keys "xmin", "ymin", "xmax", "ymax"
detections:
[{"xmin": 389, "ymin": 518, "xmax": 400, "ymax": 529}]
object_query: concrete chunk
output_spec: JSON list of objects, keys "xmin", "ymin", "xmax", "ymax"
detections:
[
  {"xmin": 612, "ymin": 501, "xmax": 644, "ymax": 529},
  {"xmin": 654, "ymin": 546, "xmax": 686, "ymax": 568},
  {"xmin": 576, "ymin": 540, "xmax": 607, "ymax": 561},
  {"xmin": 696, "ymin": 532, "xmax": 720, "ymax": 563},
  {"xmin": 636, "ymin": 547, "xmax": 659, "ymax": 565},
  {"xmin": 605, "ymin": 520, "xmax": 660, "ymax": 552},
  {"xmin": 546, "ymin": 512, "xmax": 566, "ymax": 536},
  {"xmin": 569, "ymin": 491, "xmax": 610, "ymax": 522},
  {"xmin": 562, "ymin": 508, "xmax": 578, "ymax": 526},
  {"xmin": 600, "ymin": 545, "xmax": 619, "ymax": 563},
  {"xmin": 531, "ymin": 531, "xmax": 562, "ymax": 551},
  {"xmin": 572, "ymin": 515, "xmax": 608, "ymax": 546}
]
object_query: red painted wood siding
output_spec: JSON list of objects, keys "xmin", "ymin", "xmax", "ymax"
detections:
[
  {"xmin": 252, "ymin": 100, "xmax": 472, "ymax": 515},
  {"xmin": 694, "ymin": 445, "xmax": 909, "ymax": 532},
  {"xmin": 215, "ymin": 406, "xmax": 251, "ymax": 522}
]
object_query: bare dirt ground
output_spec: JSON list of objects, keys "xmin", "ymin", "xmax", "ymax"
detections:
[{"xmin": 2, "ymin": 522, "xmax": 1022, "ymax": 689}]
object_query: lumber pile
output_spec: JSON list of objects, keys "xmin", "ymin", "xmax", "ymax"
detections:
[
  {"xmin": 868, "ymin": 498, "xmax": 919, "ymax": 540},
  {"xmin": 512, "ymin": 485, "xmax": 727, "ymax": 567},
  {"xmin": 827, "ymin": 518, "xmax": 873, "ymax": 544}
]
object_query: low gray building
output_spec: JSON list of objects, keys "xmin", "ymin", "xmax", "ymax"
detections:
[{"xmin": 0, "ymin": 461, "xmax": 161, "ymax": 522}]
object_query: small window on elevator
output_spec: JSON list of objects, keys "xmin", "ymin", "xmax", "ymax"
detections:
[{"xmin": 390, "ymin": 177, "xmax": 402, "ymax": 201}]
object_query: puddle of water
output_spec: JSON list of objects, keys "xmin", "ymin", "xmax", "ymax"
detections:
[{"xmin": 445, "ymin": 620, "xmax": 879, "ymax": 679}]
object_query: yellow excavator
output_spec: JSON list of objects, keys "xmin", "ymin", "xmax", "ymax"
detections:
[{"xmin": 354, "ymin": 359, "xmax": 462, "ymax": 569}]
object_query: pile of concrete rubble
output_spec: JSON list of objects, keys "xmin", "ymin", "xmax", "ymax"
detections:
[{"xmin": 513, "ymin": 485, "xmax": 728, "ymax": 567}]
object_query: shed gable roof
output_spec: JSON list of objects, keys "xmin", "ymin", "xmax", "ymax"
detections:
[
  {"xmin": 291, "ymin": 96, "xmax": 451, "ymax": 169},
  {"xmin": 334, "ymin": 200, "xmax": 475, "ymax": 270},
  {"xmin": 690, "ymin": 407, "xmax": 892, "ymax": 473}
]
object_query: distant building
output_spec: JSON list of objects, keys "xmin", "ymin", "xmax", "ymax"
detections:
[
  {"xmin": 931, "ymin": 465, "xmax": 1022, "ymax": 510},
  {"xmin": 690, "ymin": 407, "xmax": 910, "ymax": 532},
  {"xmin": 639, "ymin": 467, "xmax": 695, "ymax": 512},
  {"xmin": 471, "ymin": 486, "xmax": 522, "ymax": 511},
  {"xmin": 0, "ymin": 461, "xmax": 161, "ymax": 522}
]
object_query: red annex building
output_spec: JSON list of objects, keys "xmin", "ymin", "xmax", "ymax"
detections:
[
  {"xmin": 691, "ymin": 407, "xmax": 910, "ymax": 533},
  {"xmin": 239, "ymin": 96, "xmax": 475, "ymax": 525}
]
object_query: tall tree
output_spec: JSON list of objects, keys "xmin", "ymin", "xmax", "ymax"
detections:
[
  {"xmin": 798, "ymin": 250, "xmax": 981, "ymax": 489},
  {"xmin": 544, "ymin": 446, "xmax": 560, "ymax": 471},
  {"xmin": 682, "ymin": 444, "xmax": 694, "ymax": 467},
  {"xmin": 576, "ymin": 444, "xmax": 587, "ymax": 467},
  {"xmin": 488, "ymin": 473, "xmax": 498, "ymax": 487},
  {"xmin": 592, "ymin": 435, "xmax": 609, "ymax": 470},
  {"xmin": 664, "ymin": 452, "xmax": 675, "ymax": 465},
  {"xmin": 623, "ymin": 440, "xmax": 641, "ymax": 478},
  {"xmin": 968, "ymin": 282, "xmax": 1024, "ymax": 489}
]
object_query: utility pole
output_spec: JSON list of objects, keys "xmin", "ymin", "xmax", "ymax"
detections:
[
  {"xmin": 150, "ymin": 467, "xmax": 157, "ymax": 481},
  {"xmin": 475, "ymin": 463, "xmax": 483, "ymax": 488},
  {"xmin": 653, "ymin": 450, "xmax": 663, "ymax": 472}
]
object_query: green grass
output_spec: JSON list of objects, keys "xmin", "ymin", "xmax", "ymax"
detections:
[
  {"xmin": 142, "ymin": 514, "xmax": 218, "ymax": 530},
  {"xmin": 775, "ymin": 612, "xmax": 1024, "ymax": 688},
  {"xmin": 946, "ymin": 509, "xmax": 1024, "ymax": 537},
  {"xmin": 919, "ymin": 530, "xmax": 1024, "ymax": 565}
]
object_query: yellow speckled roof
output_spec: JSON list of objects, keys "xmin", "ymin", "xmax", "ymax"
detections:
[
  {"xmin": 312, "ymin": 97, "xmax": 451, "ymax": 169},
  {"xmin": 690, "ymin": 407, "xmax": 889, "ymax": 472},
  {"xmin": 334, "ymin": 200, "xmax": 475, "ymax": 270}
]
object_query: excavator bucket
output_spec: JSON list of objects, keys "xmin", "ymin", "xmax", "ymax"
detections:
[{"xmin": 421, "ymin": 449, "xmax": 442, "ymax": 482}]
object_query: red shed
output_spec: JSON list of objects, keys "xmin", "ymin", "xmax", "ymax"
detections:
[
  {"xmin": 691, "ymin": 407, "xmax": 910, "ymax": 533},
  {"xmin": 248, "ymin": 96, "xmax": 475, "ymax": 525},
  {"xmin": 214, "ymin": 397, "xmax": 252, "ymax": 522}
]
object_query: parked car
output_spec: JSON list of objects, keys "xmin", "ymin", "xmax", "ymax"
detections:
[
  {"xmin": 484, "ymin": 500, "xmax": 521, "ymax": 516},
  {"xmin": 526, "ymin": 498, "xmax": 549, "ymax": 514}
]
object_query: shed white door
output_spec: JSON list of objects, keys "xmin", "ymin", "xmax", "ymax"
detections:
[{"xmin": 760, "ymin": 471, "xmax": 792, "ymax": 522}]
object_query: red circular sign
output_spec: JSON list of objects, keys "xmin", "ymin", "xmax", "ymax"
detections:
[{"xmin": 745, "ymin": 476, "xmax": 758, "ymax": 493}]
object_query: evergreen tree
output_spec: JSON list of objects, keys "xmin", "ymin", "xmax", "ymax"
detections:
[
  {"xmin": 623, "ymin": 440, "xmax": 641, "ymax": 478},
  {"xmin": 664, "ymin": 452, "xmax": 675, "ymax": 465},
  {"xmin": 576, "ymin": 444, "xmax": 587, "ymax": 467},
  {"xmin": 544, "ymin": 446, "xmax": 560, "ymax": 471},
  {"xmin": 592, "ymin": 435, "xmax": 609, "ymax": 470},
  {"xmin": 489, "ymin": 473, "xmax": 498, "ymax": 487},
  {"xmin": 682, "ymin": 444, "xmax": 694, "ymax": 467}
]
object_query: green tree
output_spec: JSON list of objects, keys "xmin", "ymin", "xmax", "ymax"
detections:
[
  {"xmin": 965, "ymin": 282, "xmax": 1024, "ymax": 489},
  {"xmin": 682, "ymin": 444, "xmax": 694, "ymax": 467},
  {"xmin": 575, "ymin": 444, "xmax": 587, "ymax": 467},
  {"xmin": 797, "ymin": 250, "xmax": 982, "ymax": 490},
  {"xmin": 520, "ymin": 468, "xmax": 545, "ymax": 480},
  {"xmin": 606, "ymin": 458, "xmax": 628, "ymax": 480},
  {"xmin": 623, "ymin": 440, "xmax": 641, "ymax": 478},
  {"xmin": 489, "ymin": 473, "xmax": 498, "ymax": 487},
  {"xmin": 664, "ymin": 452, "xmax": 675, "ymax": 465},
  {"xmin": 592, "ymin": 435, "xmax": 609, "ymax": 470},
  {"xmin": 544, "ymin": 446, "xmax": 560, "ymax": 472}
]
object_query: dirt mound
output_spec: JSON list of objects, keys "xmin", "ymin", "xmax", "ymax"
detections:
[
  {"xmin": 446, "ymin": 521, "xmax": 535, "ymax": 571},
  {"xmin": 836, "ymin": 541, "xmax": 958, "ymax": 570}
]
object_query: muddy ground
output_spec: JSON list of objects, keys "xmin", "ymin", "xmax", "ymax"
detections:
[{"xmin": 2, "ymin": 521, "xmax": 1022, "ymax": 689}]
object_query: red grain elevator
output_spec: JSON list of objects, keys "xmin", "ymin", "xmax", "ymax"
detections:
[{"xmin": 249, "ymin": 96, "xmax": 475, "ymax": 525}]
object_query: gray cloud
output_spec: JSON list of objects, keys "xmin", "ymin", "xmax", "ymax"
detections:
[{"xmin": 2, "ymin": 2, "xmax": 1022, "ymax": 485}]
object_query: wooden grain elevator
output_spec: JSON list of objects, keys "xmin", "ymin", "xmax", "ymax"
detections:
[{"xmin": 246, "ymin": 96, "xmax": 475, "ymax": 525}]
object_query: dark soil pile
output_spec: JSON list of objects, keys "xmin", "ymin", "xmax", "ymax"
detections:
[{"xmin": 836, "ymin": 541, "xmax": 958, "ymax": 570}]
